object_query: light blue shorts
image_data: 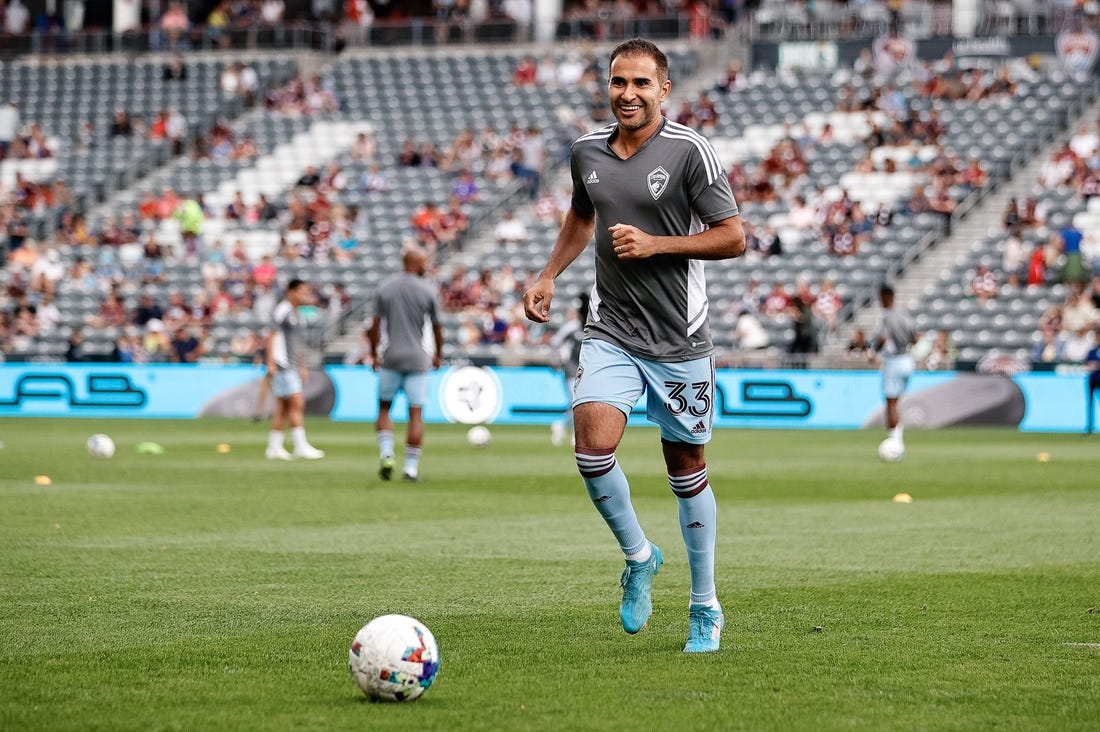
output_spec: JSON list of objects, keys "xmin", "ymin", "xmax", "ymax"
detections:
[
  {"xmin": 881, "ymin": 354, "xmax": 914, "ymax": 399},
  {"xmin": 271, "ymin": 370, "xmax": 302, "ymax": 399},
  {"xmin": 379, "ymin": 368, "xmax": 429, "ymax": 407},
  {"xmin": 573, "ymin": 338, "xmax": 715, "ymax": 444}
]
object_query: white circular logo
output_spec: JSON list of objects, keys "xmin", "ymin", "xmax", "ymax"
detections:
[{"xmin": 439, "ymin": 366, "xmax": 503, "ymax": 425}]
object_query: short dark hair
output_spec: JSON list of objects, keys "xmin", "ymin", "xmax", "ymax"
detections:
[
  {"xmin": 880, "ymin": 284, "xmax": 895, "ymax": 299},
  {"xmin": 609, "ymin": 38, "xmax": 669, "ymax": 82},
  {"xmin": 287, "ymin": 278, "xmax": 306, "ymax": 292}
]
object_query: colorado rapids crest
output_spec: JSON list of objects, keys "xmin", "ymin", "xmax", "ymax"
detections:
[{"xmin": 648, "ymin": 166, "xmax": 669, "ymax": 200}]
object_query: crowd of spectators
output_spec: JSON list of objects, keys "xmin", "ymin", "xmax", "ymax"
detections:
[{"xmin": 955, "ymin": 118, "xmax": 1100, "ymax": 366}]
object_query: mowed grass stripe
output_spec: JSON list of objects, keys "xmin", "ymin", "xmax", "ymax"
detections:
[{"xmin": 1, "ymin": 419, "xmax": 1098, "ymax": 730}]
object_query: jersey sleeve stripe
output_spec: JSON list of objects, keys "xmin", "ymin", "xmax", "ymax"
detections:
[
  {"xmin": 659, "ymin": 126, "xmax": 723, "ymax": 184},
  {"xmin": 574, "ymin": 123, "xmax": 617, "ymax": 144}
]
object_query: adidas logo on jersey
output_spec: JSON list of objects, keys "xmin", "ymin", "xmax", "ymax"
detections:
[
  {"xmin": 690, "ymin": 420, "xmax": 708, "ymax": 435},
  {"xmin": 586, "ymin": 170, "xmax": 600, "ymax": 184}
]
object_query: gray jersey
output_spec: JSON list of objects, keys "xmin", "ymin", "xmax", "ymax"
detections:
[
  {"xmin": 269, "ymin": 299, "xmax": 303, "ymax": 371},
  {"xmin": 570, "ymin": 119, "xmax": 739, "ymax": 362},
  {"xmin": 374, "ymin": 273, "xmax": 440, "ymax": 372},
  {"xmin": 872, "ymin": 308, "xmax": 916, "ymax": 356}
]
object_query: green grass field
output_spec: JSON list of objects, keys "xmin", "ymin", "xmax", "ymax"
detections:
[{"xmin": 1, "ymin": 418, "xmax": 1098, "ymax": 731}]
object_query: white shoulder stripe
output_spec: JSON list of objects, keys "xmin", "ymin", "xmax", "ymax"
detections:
[
  {"xmin": 575, "ymin": 124, "xmax": 616, "ymax": 144},
  {"xmin": 659, "ymin": 129, "xmax": 721, "ymax": 184},
  {"xmin": 659, "ymin": 126, "xmax": 723, "ymax": 184}
]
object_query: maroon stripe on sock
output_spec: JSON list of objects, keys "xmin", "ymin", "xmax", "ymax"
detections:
[
  {"xmin": 578, "ymin": 458, "xmax": 616, "ymax": 478},
  {"xmin": 670, "ymin": 480, "xmax": 710, "ymax": 498},
  {"xmin": 669, "ymin": 467, "xmax": 709, "ymax": 497},
  {"xmin": 667, "ymin": 464, "xmax": 706, "ymax": 478}
]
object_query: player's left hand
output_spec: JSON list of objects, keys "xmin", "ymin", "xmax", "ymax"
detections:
[{"xmin": 610, "ymin": 223, "xmax": 658, "ymax": 259}]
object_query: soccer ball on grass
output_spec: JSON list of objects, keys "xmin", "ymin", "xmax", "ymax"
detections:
[
  {"xmin": 466, "ymin": 425, "xmax": 491, "ymax": 447},
  {"xmin": 877, "ymin": 437, "xmax": 905, "ymax": 462},
  {"xmin": 349, "ymin": 614, "xmax": 440, "ymax": 702},
  {"xmin": 86, "ymin": 434, "xmax": 116, "ymax": 459}
]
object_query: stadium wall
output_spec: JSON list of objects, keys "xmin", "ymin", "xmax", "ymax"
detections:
[{"xmin": 0, "ymin": 364, "xmax": 1090, "ymax": 432}]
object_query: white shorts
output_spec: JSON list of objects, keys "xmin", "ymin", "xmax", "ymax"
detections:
[
  {"xmin": 881, "ymin": 354, "xmax": 914, "ymax": 399},
  {"xmin": 272, "ymin": 370, "xmax": 303, "ymax": 399}
]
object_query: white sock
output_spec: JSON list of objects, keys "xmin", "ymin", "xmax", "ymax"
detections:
[
  {"xmin": 625, "ymin": 542, "xmax": 652, "ymax": 563},
  {"xmin": 267, "ymin": 430, "xmax": 284, "ymax": 451},
  {"xmin": 405, "ymin": 446, "xmax": 422, "ymax": 476},
  {"xmin": 693, "ymin": 596, "xmax": 721, "ymax": 610},
  {"xmin": 291, "ymin": 426, "xmax": 309, "ymax": 450},
  {"xmin": 891, "ymin": 425, "xmax": 904, "ymax": 441},
  {"xmin": 378, "ymin": 430, "xmax": 394, "ymax": 458}
]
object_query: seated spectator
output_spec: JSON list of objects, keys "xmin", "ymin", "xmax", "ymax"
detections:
[
  {"xmin": 961, "ymin": 156, "xmax": 988, "ymax": 190},
  {"xmin": 35, "ymin": 292, "xmax": 60, "ymax": 333},
  {"xmin": 749, "ymin": 225, "xmax": 782, "ymax": 258},
  {"xmin": 733, "ymin": 310, "xmax": 770, "ymax": 350},
  {"xmin": 360, "ymin": 163, "xmax": 388, "ymax": 194},
  {"xmin": 411, "ymin": 201, "xmax": 443, "ymax": 247},
  {"xmin": 437, "ymin": 196, "xmax": 468, "ymax": 245},
  {"xmin": 254, "ymin": 193, "xmax": 279, "ymax": 221},
  {"xmin": 813, "ymin": 279, "xmax": 843, "ymax": 334},
  {"xmin": 132, "ymin": 291, "xmax": 164, "ymax": 326},
  {"xmin": 296, "ymin": 165, "xmax": 321, "ymax": 188},
  {"xmin": 398, "ymin": 137, "xmax": 422, "ymax": 167},
  {"xmin": 1002, "ymin": 226, "xmax": 1026, "ymax": 285},
  {"xmin": 171, "ymin": 325, "xmax": 205, "ymax": 363},
  {"xmin": 452, "ymin": 169, "xmax": 479, "ymax": 203},
  {"xmin": 493, "ymin": 210, "xmax": 527, "ymax": 246},
  {"xmin": 762, "ymin": 282, "xmax": 791, "ymax": 319},
  {"xmin": 159, "ymin": 1, "xmax": 190, "ymax": 51},
  {"xmin": 110, "ymin": 109, "xmax": 133, "ymax": 137},
  {"xmin": 142, "ymin": 319, "xmax": 172, "ymax": 361},
  {"xmin": 847, "ymin": 327, "xmax": 871, "ymax": 358},
  {"xmin": 513, "ymin": 55, "xmax": 537, "ymax": 86},
  {"xmin": 920, "ymin": 330, "xmax": 957, "ymax": 371},
  {"xmin": 1063, "ymin": 325, "xmax": 1094, "ymax": 363},
  {"xmin": 1032, "ymin": 325, "xmax": 1065, "ymax": 364},
  {"xmin": 321, "ymin": 162, "xmax": 347, "ymax": 193},
  {"xmin": 231, "ymin": 135, "xmax": 258, "ymax": 161},
  {"xmin": 163, "ymin": 54, "xmax": 188, "ymax": 80},
  {"xmin": 1063, "ymin": 286, "xmax": 1098, "ymax": 333},
  {"xmin": 350, "ymin": 131, "xmax": 376, "ymax": 162},
  {"xmin": 968, "ymin": 264, "xmax": 999, "ymax": 303},
  {"xmin": 225, "ymin": 191, "xmax": 249, "ymax": 221},
  {"xmin": 89, "ymin": 291, "xmax": 128, "ymax": 329},
  {"xmin": 65, "ymin": 326, "xmax": 87, "ymax": 362}
]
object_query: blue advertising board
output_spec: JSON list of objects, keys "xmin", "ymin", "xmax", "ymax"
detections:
[{"xmin": 0, "ymin": 364, "xmax": 1092, "ymax": 432}]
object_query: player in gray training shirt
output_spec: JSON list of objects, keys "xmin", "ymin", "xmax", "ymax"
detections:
[
  {"xmin": 264, "ymin": 278, "xmax": 325, "ymax": 460},
  {"xmin": 368, "ymin": 247, "xmax": 444, "ymax": 483},
  {"xmin": 870, "ymin": 284, "xmax": 917, "ymax": 451},
  {"xmin": 523, "ymin": 38, "xmax": 745, "ymax": 653}
]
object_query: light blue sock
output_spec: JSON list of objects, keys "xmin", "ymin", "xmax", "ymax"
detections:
[
  {"xmin": 377, "ymin": 430, "xmax": 394, "ymax": 458},
  {"xmin": 669, "ymin": 465, "xmax": 717, "ymax": 604},
  {"xmin": 575, "ymin": 449, "xmax": 647, "ymax": 556}
]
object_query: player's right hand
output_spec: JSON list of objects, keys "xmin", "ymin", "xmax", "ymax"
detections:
[{"xmin": 523, "ymin": 278, "xmax": 554, "ymax": 324}]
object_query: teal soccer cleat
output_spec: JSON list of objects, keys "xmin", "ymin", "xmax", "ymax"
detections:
[
  {"xmin": 619, "ymin": 542, "xmax": 662, "ymax": 634},
  {"xmin": 683, "ymin": 603, "xmax": 724, "ymax": 653}
]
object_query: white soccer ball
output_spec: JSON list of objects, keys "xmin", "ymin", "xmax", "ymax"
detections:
[
  {"xmin": 466, "ymin": 425, "xmax": 491, "ymax": 447},
  {"xmin": 86, "ymin": 434, "xmax": 115, "ymax": 459},
  {"xmin": 349, "ymin": 614, "xmax": 440, "ymax": 702},
  {"xmin": 878, "ymin": 437, "xmax": 905, "ymax": 463}
]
